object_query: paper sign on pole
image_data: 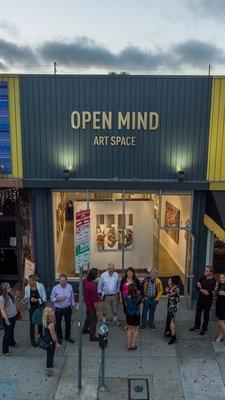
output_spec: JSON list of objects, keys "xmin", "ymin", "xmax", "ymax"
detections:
[{"xmin": 75, "ymin": 209, "xmax": 90, "ymax": 271}]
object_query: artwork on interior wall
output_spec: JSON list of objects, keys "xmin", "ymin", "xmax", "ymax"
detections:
[
  {"xmin": 153, "ymin": 195, "xmax": 159, "ymax": 221},
  {"xmin": 96, "ymin": 214, "xmax": 134, "ymax": 251},
  {"xmin": 164, "ymin": 201, "xmax": 180, "ymax": 244}
]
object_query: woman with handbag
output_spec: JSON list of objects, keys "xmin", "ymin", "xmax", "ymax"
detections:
[
  {"xmin": 43, "ymin": 306, "xmax": 61, "ymax": 376},
  {"xmin": 0, "ymin": 282, "xmax": 20, "ymax": 356},
  {"xmin": 22, "ymin": 274, "xmax": 47, "ymax": 347}
]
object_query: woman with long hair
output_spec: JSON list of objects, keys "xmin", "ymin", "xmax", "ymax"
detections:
[
  {"xmin": 215, "ymin": 272, "xmax": 225, "ymax": 342},
  {"xmin": 119, "ymin": 267, "xmax": 141, "ymax": 329},
  {"xmin": 164, "ymin": 276, "xmax": 180, "ymax": 345},
  {"xmin": 124, "ymin": 283, "xmax": 141, "ymax": 351},
  {"xmin": 42, "ymin": 306, "xmax": 60, "ymax": 376},
  {"xmin": 0, "ymin": 282, "xmax": 20, "ymax": 356},
  {"xmin": 22, "ymin": 274, "xmax": 47, "ymax": 347}
]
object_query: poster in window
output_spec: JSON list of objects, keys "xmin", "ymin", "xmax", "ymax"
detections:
[
  {"xmin": 96, "ymin": 214, "xmax": 134, "ymax": 251},
  {"xmin": 164, "ymin": 201, "xmax": 180, "ymax": 244}
]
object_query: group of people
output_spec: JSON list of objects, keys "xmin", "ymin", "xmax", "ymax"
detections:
[
  {"xmin": 0, "ymin": 264, "xmax": 225, "ymax": 376},
  {"xmin": 83, "ymin": 263, "xmax": 180, "ymax": 348},
  {"xmin": 0, "ymin": 274, "xmax": 77, "ymax": 376}
]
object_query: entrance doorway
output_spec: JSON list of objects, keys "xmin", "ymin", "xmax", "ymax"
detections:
[{"xmin": 53, "ymin": 190, "xmax": 193, "ymax": 291}]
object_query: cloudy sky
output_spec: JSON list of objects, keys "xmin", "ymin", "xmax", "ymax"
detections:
[{"xmin": 0, "ymin": 0, "xmax": 225, "ymax": 74}]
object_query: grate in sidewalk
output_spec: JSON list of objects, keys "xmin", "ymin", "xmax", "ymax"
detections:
[{"xmin": 128, "ymin": 378, "xmax": 150, "ymax": 400}]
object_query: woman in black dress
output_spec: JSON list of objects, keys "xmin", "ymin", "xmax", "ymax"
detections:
[
  {"xmin": 215, "ymin": 273, "xmax": 225, "ymax": 342},
  {"xmin": 124, "ymin": 283, "xmax": 141, "ymax": 351}
]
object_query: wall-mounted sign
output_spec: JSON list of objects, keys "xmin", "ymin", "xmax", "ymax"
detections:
[
  {"xmin": 75, "ymin": 209, "xmax": 90, "ymax": 271},
  {"xmin": 0, "ymin": 82, "xmax": 11, "ymax": 173},
  {"xmin": 71, "ymin": 110, "xmax": 159, "ymax": 147}
]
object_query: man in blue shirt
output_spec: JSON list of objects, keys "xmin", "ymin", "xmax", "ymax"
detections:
[{"xmin": 50, "ymin": 274, "xmax": 76, "ymax": 344}]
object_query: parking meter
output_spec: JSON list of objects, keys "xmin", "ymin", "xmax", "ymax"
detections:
[
  {"xmin": 97, "ymin": 325, "xmax": 108, "ymax": 392},
  {"xmin": 98, "ymin": 324, "xmax": 108, "ymax": 349}
]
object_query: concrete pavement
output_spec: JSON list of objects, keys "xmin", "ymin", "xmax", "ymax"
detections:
[{"xmin": 1, "ymin": 298, "xmax": 225, "ymax": 400}]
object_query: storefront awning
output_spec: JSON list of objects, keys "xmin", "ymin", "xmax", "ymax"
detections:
[{"xmin": 204, "ymin": 191, "xmax": 225, "ymax": 243}]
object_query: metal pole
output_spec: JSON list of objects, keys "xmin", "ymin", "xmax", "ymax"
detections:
[
  {"xmin": 54, "ymin": 61, "xmax": 57, "ymax": 75},
  {"xmin": 208, "ymin": 64, "xmax": 211, "ymax": 76},
  {"xmin": 156, "ymin": 190, "xmax": 162, "ymax": 268},
  {"xmin": 78, "ymin": 265, "xmax": 83, "ymax": 390},
  {"xmin": 98, "ymin": 348, "xmax": 107, "ymax": 392},
  {"xmin": 121, "ymin": 190, "xmax": 125, "ymax": 274}
]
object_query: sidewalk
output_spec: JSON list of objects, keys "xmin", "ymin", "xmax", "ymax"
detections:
[{"xmin": 1, "ymin": 298, "xmax": 225, "ymax": 400}]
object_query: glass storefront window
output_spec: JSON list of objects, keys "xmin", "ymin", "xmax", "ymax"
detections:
[{"xmin": 53, "ymin": 190, "xmax": 192, "ymax": 283}]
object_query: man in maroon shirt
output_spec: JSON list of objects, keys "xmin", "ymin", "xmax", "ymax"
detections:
[{"xmin": 82, "ymin": 268, "xmax": 99, "ymax": 342}]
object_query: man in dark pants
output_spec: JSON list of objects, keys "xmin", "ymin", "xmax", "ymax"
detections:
[
  {"xmin": 190, "ymin": 266, "xmax": 216, "ymax": 336},
  {"xmin": 50, "ymin": 274, "xmax": 76, "ymax": 344},
  {"xmin": 82, "ymin": 268, "xmax": 99, "ymax": 342}
]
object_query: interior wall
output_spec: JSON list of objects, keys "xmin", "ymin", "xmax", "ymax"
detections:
[
  {"xmin": 74, "ymin": 200, "xmax": 153, "ymax": 270},
  {"xmin": 160, "ymin": 195, "xmax": 191, "ymax": 273}
]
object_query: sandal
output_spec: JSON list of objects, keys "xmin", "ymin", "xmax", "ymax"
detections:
[
  {"xmin": 3, "ymin": 352, "xmax": 13, "ymax": 357},
  {"xmin": 130, "ymin": 346, "xmax": 137, "ymax": 351},
  {"xmin": 127, "ymin": 346, "xmax": 132, "ymax": 351},
  {"xmin": 12, "ymin": 343, "xmax": 20, "ymax": 348}
]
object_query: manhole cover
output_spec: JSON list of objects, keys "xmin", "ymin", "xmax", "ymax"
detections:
[{"xmin": 128, "ymin": 379, "xmax": 150, "ymax": 400}]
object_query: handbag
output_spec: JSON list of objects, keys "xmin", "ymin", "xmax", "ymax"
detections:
[
  {"xmin": 32, "ymin": 308, "xmax": 43, "ymax": 325},
  {"xmin": 36, "ymin": 337, "xmax": 50, "ymax": 350}
]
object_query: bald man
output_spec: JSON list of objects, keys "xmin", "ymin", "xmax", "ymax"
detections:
[{"xmin": 98, "ymin": 263, "xmax": 120, "ymax": 326}]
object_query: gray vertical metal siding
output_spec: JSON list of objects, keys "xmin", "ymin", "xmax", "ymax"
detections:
[{"xmin": 20, "ymin": 75, "xmax": 212, "ymax": 181}]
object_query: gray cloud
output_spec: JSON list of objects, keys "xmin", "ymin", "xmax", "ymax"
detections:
[
  {"xmin": 0, "ymin": 19, "xmax": 19, "ymax": 36},
  {"xmin": 173, "ymin": 40, "xmax": 225, "ymax": 66},
  {"xmin": 0, "ymin": 39, "xmax": 38, "ymax": 65},
  {"xmin": 188, "ymin": 0, "xmax": 225, "ymax": 21},
  {"xmin": 39, "ymin": 37, "xmax": 225, "ymax": 70},
  {"xmin": 0, "ymin": 36, "xmax": 225, "ymax": 72}
]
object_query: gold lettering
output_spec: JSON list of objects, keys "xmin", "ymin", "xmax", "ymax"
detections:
[
  {"xmin": 118, "ymin": 112, "xmax": 130, "ymax": 129},
  {"xmin": 82, "ymin": 111, "xmax": 91, "ymax": 129},
  {"xmin": 137, "ymin": 112, "xmax": 147, "ymax": 130},
  {"xmin": 93, "ymin": 136, "xmax": 99, "ymax": 145},
  {"xmin": 102, "ymin": 112, "xmax": 112, "ymax": 129},
  {"xmin": 93, "ymin": 111, "xmax": 101, "ymax": 130},
  {"xmin": 149, "ymin": 112, "xmax": 159, "ymax": 130},
  {"xmin": 131, "ymin": 112, "xmax": 136, "ymax": 130},
  {"xmin": 111, "ymin": 136, "xmax": 116, "ymax": 145},
  {"xmin": 71, "ymin": 111, "xmax": 81, "ymax": 129}
]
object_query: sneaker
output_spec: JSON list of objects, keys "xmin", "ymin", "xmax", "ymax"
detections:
[
  {"xmin": 216, "ymin": 334, "xmax": 224, "ymax": 342},
  {"xmin": 113, "ymin": 320, "xmax": 121, "ymax": 327},
  {"xmin": 190, "ymin": 326, "xmax": 199, "ymax": 332},
  {"xmin": 140, "ymin": 326, "xmax": 145, "ymax": 332},
  {"xmin": 199, "ymin": 330, "xmax": 207, "ymax": 336},
  {"xmin": 149, "ymin": 324, "xmax": 156, "ymax": 330}
]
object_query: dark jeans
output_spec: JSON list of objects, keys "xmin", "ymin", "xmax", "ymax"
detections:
[
  {"xmin": 2, "ymin": 316, "xmax": 17, "ymax": 354},
  {"xmin": 82, "ymin": 308, "xmax": 97, "ymax": 339},
  {"xmin": 46, "ymin": 343, "xmax": 56, "ymax": 368},
  {"xmin": 195, "ymin": 298, "xmax": 213, "ymax": 331},
  {"xmin": 55, "ymin": 306, "xmax": 72, "ymax": 340},
  {"xmin": 29, "ymin": 308, "xmax": 43, "ymax": 344},
  {"xmin": 141, "ymin": 299, "xmax": 157, "ymax": 327}
]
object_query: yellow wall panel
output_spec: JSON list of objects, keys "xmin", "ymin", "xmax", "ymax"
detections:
[
  {"xmin": 207, "ymin": 77, "xmax": 225, "ymax": 182},
  {"xmin": 0, "ymin": 75, "xmax": 23, "ymax": 178}
]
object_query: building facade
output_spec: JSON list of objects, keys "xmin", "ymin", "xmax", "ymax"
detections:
[{"xmin": 0, "ymin": 74, "xmax": 225, "ymax": 301}]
